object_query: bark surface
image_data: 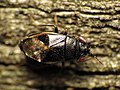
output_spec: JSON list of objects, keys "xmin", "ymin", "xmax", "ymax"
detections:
[{"xmin": 0, "ymin": 0, "xmax": 120, "ymax": 90}]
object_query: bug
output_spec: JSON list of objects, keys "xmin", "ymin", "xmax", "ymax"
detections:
[{"xmin": 19, "ymin": 15, "xmax": 102, "ymax": 65}]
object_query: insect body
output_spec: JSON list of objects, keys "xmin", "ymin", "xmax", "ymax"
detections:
[
  {"xmin": 19, "ymin": 32, "xmax": 91, "ymax": 63},
  {"xmin": 19, "ymin": 15, "xmax": 102, "ymax": 65}
]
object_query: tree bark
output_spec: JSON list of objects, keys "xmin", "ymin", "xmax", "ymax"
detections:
[{"xmin": 0, "ymin": 0, "xmax": 120, "ymax": 90}]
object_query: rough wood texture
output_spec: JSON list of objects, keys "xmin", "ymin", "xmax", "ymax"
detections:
[{"xmin": 0, "ymin": 0, "xmax": 120, "ymax": 90}]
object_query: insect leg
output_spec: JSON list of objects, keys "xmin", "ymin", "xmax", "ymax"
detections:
[
  {"xmin": 54, "ymin": 14, "xmax": 69, "ymax": 35},
  {"xmin": 54, "ymin": 15, "xmax": 59, "ymax": 33},
  {"xmin": 54, "ymin": 27, "xmax": 59, "ymax": 33},
  {"xmin": 89, "ymin": 52, "xmax": 103, "ymax": 65}
]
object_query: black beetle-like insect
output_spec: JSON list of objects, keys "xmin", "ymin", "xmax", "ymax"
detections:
[{"xmin": 19, "ymin": 15, "xmax": 102, "ymax": 65}]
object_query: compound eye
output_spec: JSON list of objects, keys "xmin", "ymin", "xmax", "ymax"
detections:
[{"xmin": 78, "ymin": 36, "xmax": 86, "ymax": 43}]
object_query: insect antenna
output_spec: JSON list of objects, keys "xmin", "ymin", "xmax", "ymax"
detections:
[
  {"xmin": 89, "ymin": 52, "xmax": 103, "ymax": 65},
  {"xmin": 28, "ymin": 13, "xmax": 59, "ymax": 34}
]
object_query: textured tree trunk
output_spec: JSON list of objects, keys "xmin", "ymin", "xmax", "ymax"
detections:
[{"xmin": 0, "ymin": 0, "xmax": 120, "ymax": 90}]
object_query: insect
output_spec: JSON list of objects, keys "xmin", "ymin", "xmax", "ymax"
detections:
[{"xmin": 19, "ymin": 15, "xmax": 102, "ymax": 65}]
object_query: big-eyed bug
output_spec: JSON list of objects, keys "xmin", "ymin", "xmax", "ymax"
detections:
[{"xmin": 19, "ymin": 15, "xmax": 102, "ymax": 65}]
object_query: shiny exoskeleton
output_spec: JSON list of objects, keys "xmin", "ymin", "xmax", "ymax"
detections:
[
  {"xmin": 19, "ymin": 15, "xmax": 102, "ymax": 65},
  {"xmin": 19, "ymin": 32, "xmax": 91, "ymax": 63}
]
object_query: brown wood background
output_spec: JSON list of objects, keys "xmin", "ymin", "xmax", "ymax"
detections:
[{"xmin": 0, "ymin": 0, "xmax": 120, "ymax": 90}]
